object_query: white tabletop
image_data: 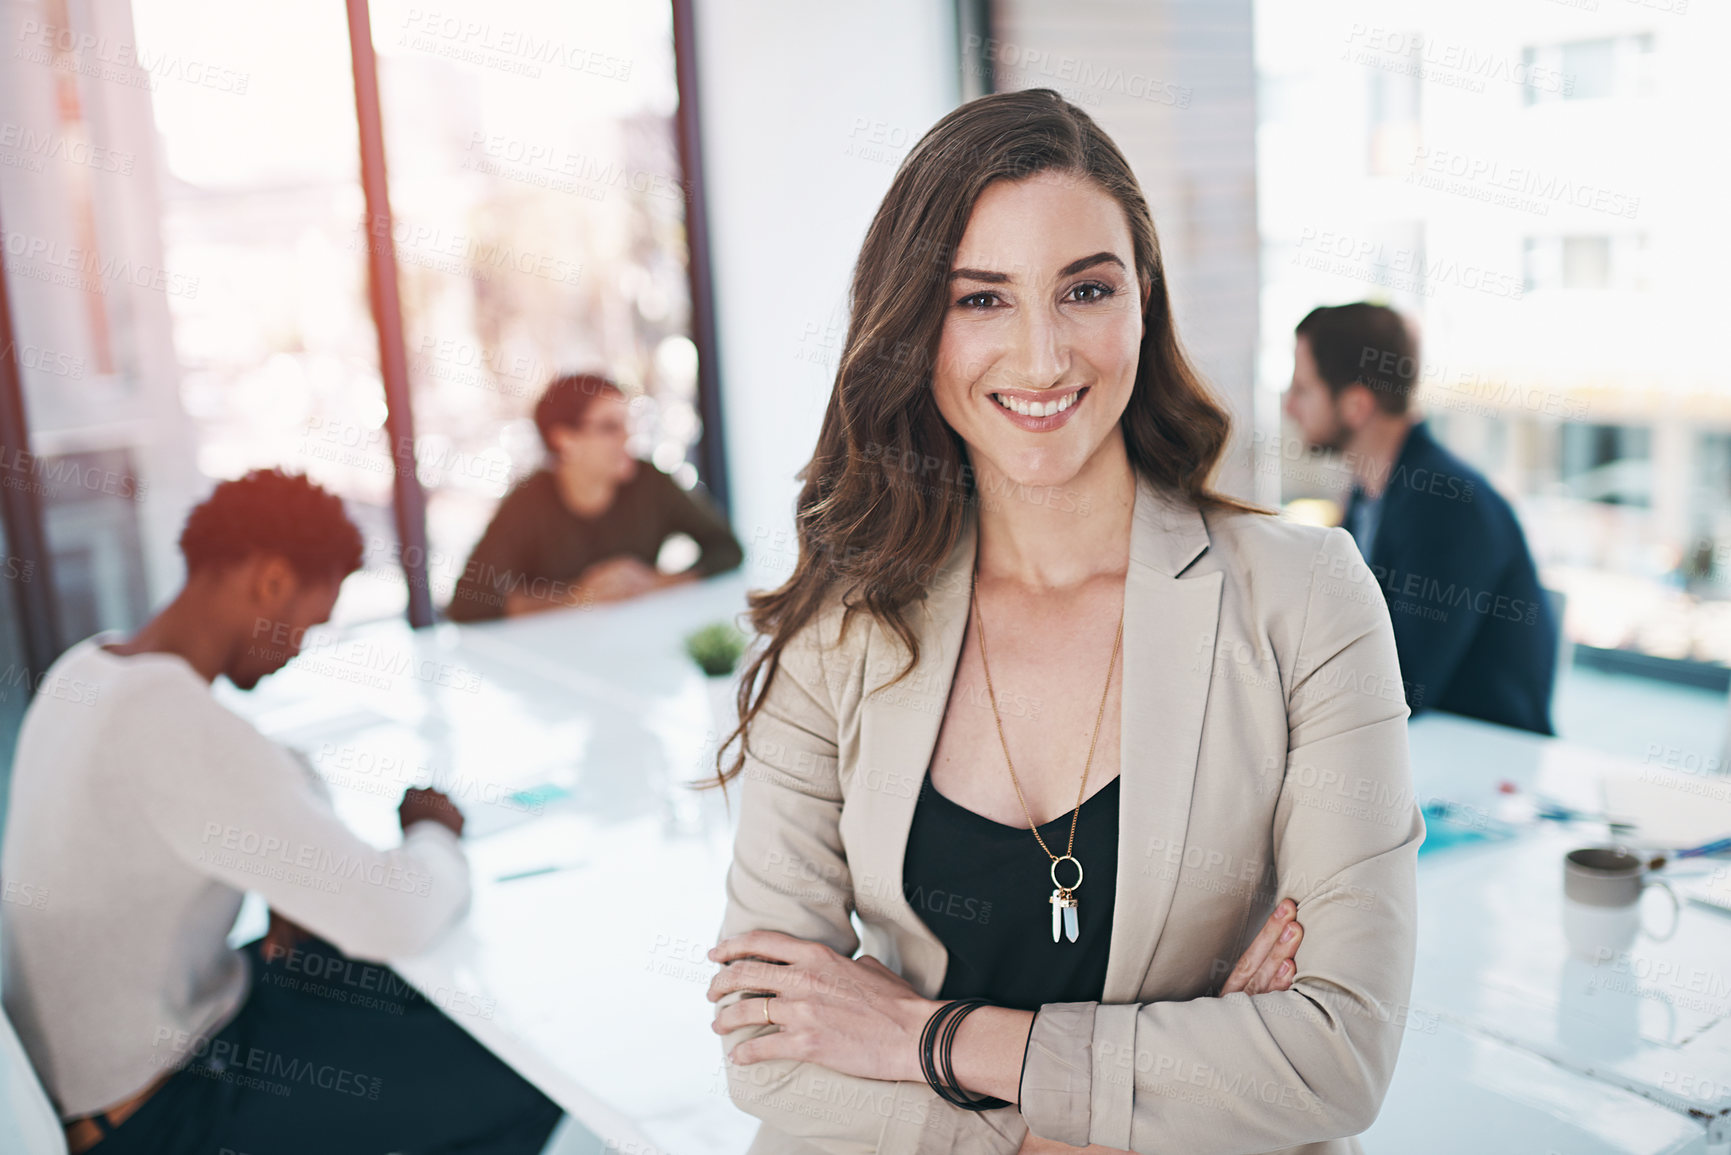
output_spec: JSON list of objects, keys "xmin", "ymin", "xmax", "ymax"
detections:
[
  {"xmin": 1397, "ymin": 713, "xmax": 1731, "ymax": 1150},
  {"xmin": 1362, "ymin": 1012, "xmax": 1708, "ymax": 1155},
  {"xmin": 217, "ymin": 585, "xmax": 1731, "ymax": 1154},
  {"xmin": 220, "ymin": 575, "xmax": 760, "ymax": 1154},
  {"xmin": 1405, "ymin": 823, "xmax": 1731, "ymax": 1116}
]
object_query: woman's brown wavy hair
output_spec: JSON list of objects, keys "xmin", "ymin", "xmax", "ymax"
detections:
[{"xmin": 705, "ymin": 87, "xmax": 1263, "ymax": 790}]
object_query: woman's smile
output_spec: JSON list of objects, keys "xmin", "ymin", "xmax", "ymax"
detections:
[{"xmin": 987, "ymin": 384, "xmax": 1090, "ymax": 431}]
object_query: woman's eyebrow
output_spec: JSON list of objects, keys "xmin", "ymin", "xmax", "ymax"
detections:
[
  {"xmin": 947, "ymin": 251, "xmax": 1127, "ymax": 283},
  {"xmin": 948, "ymin": 266, "xmax": 1010, "ymax": 284},
  {"xmin": 1059, "ymin": 251, "xmax": 1126, "ymax": 276}
]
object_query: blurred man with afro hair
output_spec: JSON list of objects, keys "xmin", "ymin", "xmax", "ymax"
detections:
[{"xmin": 2, "ymin": 469, "xmax": 562, "ymax": 1153}]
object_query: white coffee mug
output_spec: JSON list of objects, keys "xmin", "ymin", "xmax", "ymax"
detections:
[{"xmin": 1562, "ymin": 846, "xmax": 1680, "ymax": 962}]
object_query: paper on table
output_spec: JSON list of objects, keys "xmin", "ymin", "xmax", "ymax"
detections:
[
  {"xmin": 1600, "ymin": 763, "xmax": 1731, "ymax": 847},
  {"xmin": 1681, "ymin": 866, "xmax": 1731, "ymax": 916},
  {"xmin": 1417, "ymin": 801, "xmax": 1518, "ymax": 856},
  {"xmin": 462, "ymin": 782, "xmax": 573, "ymax": 839}
]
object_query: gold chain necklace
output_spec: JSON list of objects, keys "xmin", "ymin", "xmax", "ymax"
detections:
[{"xmin": 969, "ymin": 564, "xmax": 1124, "ymax": 943}]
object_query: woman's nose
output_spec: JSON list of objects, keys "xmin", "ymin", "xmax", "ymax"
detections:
[{"xmin": 1005, "ymin": 304, "xmax": 1067, "ymax": 387}]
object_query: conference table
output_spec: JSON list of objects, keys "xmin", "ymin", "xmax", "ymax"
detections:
[
  {"xmin": 1366, "ymin": 715, "xmax": 1731, "ymax": 1155},
  {"xmin": 220, "ymin": 572, "xmax": 759, "ymax": 1155},
  {"xmin": 216, "ymin": 572, "xmax": 1731, "ymax": 1155}
]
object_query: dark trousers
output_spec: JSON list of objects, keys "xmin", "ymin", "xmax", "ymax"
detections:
[{"xmin": 90, "ymin": 937, "xmax": 563, "ymax": 1155}]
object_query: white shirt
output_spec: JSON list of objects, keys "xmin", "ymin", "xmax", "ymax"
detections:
[{"xmin": 1, "ymin": 634, "xmax": 471, "ymax": 1118}]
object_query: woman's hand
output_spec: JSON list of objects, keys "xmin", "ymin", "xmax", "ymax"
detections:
[
  {"xmin": 1220, "ymin": 898, "xmax": 1304, "ymax": 996},
  {"xmin": 707, "ymin": 930, "xmax": 937, "ymax": 1081},
  {"xmin": 1012, "ymin": 904, "xmax": 1303, "ymax": 1155},
  {"xmin": 709, "ymin": 901, "xmax": 1301, "ymax": 1125}
]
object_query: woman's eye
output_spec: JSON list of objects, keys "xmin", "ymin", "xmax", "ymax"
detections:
[
  {"xmin": 957, "ymin": 291, "xmax": 999, "ymax": 309},
  {"xmin": 1068, "ymin": 282, "xmax": 1115, "ymax": 303}
]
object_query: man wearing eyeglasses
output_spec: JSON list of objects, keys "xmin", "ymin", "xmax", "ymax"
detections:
[{"xmin": 447, "ymin": 373, "xmax": 743, "ymax": 621}]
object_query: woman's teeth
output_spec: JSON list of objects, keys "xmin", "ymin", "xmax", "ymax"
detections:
[{"xmin": 991, "ymin": 389, "xmax": 1082, "ymax": 418}]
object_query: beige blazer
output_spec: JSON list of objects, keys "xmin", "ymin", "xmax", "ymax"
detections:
[{"xmin": 718, "ymin": 472, "xmax": 1423, "ymax": 1155}]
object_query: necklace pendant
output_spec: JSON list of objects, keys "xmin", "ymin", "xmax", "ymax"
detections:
[{"xmin": 1050, "ymin": 888, "xmax": 1079, "ymax": 943}]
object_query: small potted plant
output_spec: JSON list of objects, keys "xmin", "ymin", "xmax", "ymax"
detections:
[{"xmin": 684, "ymin": 620, "xmax": 749, "ymax": 744}]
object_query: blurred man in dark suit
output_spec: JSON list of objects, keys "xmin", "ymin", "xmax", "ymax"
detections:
[{"xmin": 1285, "ymin": 303, "xmax": 1558, "ymax": 734}]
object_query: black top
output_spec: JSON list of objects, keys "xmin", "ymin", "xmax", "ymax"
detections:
[
  {"xmin": 1341, "ymin": 420, "xmax": 1558, "ymax": 734},
  {"xmin": 447, "ymin": 463, "xmax": 743, "ymax": 621},
  {"xmin": 902, "ymin": 772, "xmax": 1119, "ymax": 1011}
]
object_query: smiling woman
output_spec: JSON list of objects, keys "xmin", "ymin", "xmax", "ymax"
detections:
[{"xmin": 707, "ymin": 88, "xmax": 1421, "ymax": 1155}]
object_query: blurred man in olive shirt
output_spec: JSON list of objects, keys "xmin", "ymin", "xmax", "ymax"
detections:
[{"xmin": 449, "ymin": 374, "xmax": 743, "ymax": 621}]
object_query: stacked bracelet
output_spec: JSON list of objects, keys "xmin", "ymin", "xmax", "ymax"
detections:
[{"xmin": 917, "ymin": 999, "xmax": 1012, "ymax": 1111}]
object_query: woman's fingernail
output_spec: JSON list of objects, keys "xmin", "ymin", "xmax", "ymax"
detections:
[
  {"xmin": 1281, "ymin": 924, "xmax": 1296, "ymax": 943},
  {"xmin": 1280, "ymin": 959, "xmax": 1294, "ymax": 977}
]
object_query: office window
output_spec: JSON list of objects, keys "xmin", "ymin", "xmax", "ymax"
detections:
[
  {"xmin": 1259, "ymin": 1, "xmax": 1720, "ymax": 668},
  {"xmin": 1697, "ymin": 433, "xmax": 1731, "ymax": 502},
  {"xmin": 1559, "ymin": 424, "xmax": 1651, "ymax": 508},
  {"xmin": 0, "ymin": 519, "xmax": 30, "ymax": 834},
  {"xmin": 1366, "ymin": 34, "xmax": 1421, "ymax": 177},
  {"xmin": 1523, "ymin": 234, "xmax": 1649, "ymax": 292},
  {"xmin": 39, "ymin": 448, "xmax": 150, "ymax": 643},
  {"xmin": 0, "ymin": 0, "xmax": 174, "ymax": 643},
  {"xmin": 6, "ymin": 0, "xmax": 715, "ymax": 637},
  {"xmin": 1688, "ymin": 432, "xmax": 1731, "ymax": 589},
  {"xmin": 1561, "ymin": 39, "xmax": 1616, "ymax": 100},
  {"xmin": 367, "ymin": 0, "xmax": 701, "ymax": 611},
  {"xmin": 131, "ymin": 0, "xmax": 410, "ymax": 623},
  {"xmin": 1522, "ymin": 237, "xmax": 1553, "ymax": 294},
  {"xmin": 1523, "ymin": 33, "xmax": 1657, "ymax": 105},
  {"xmin": 1483, "ymin": 417, "xmax": 1509, "ymax": 475},
  {"xmin": 1561, "ymin": 236, "xmax": 1611, "ymax": 290}
]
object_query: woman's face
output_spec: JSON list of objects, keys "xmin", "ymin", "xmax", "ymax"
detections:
[{"xmin": 931, "ymin": 170, "xmax": 1145, "ymax": 494}]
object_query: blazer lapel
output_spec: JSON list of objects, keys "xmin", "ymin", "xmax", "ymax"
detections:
[
  {"xmin": 1102, "ymin": 476, "xmax": 1223, "ymax": 1002},
  {"xmin": 845, "ymin": 513, "xmax": 977, "ymax": 993}
]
